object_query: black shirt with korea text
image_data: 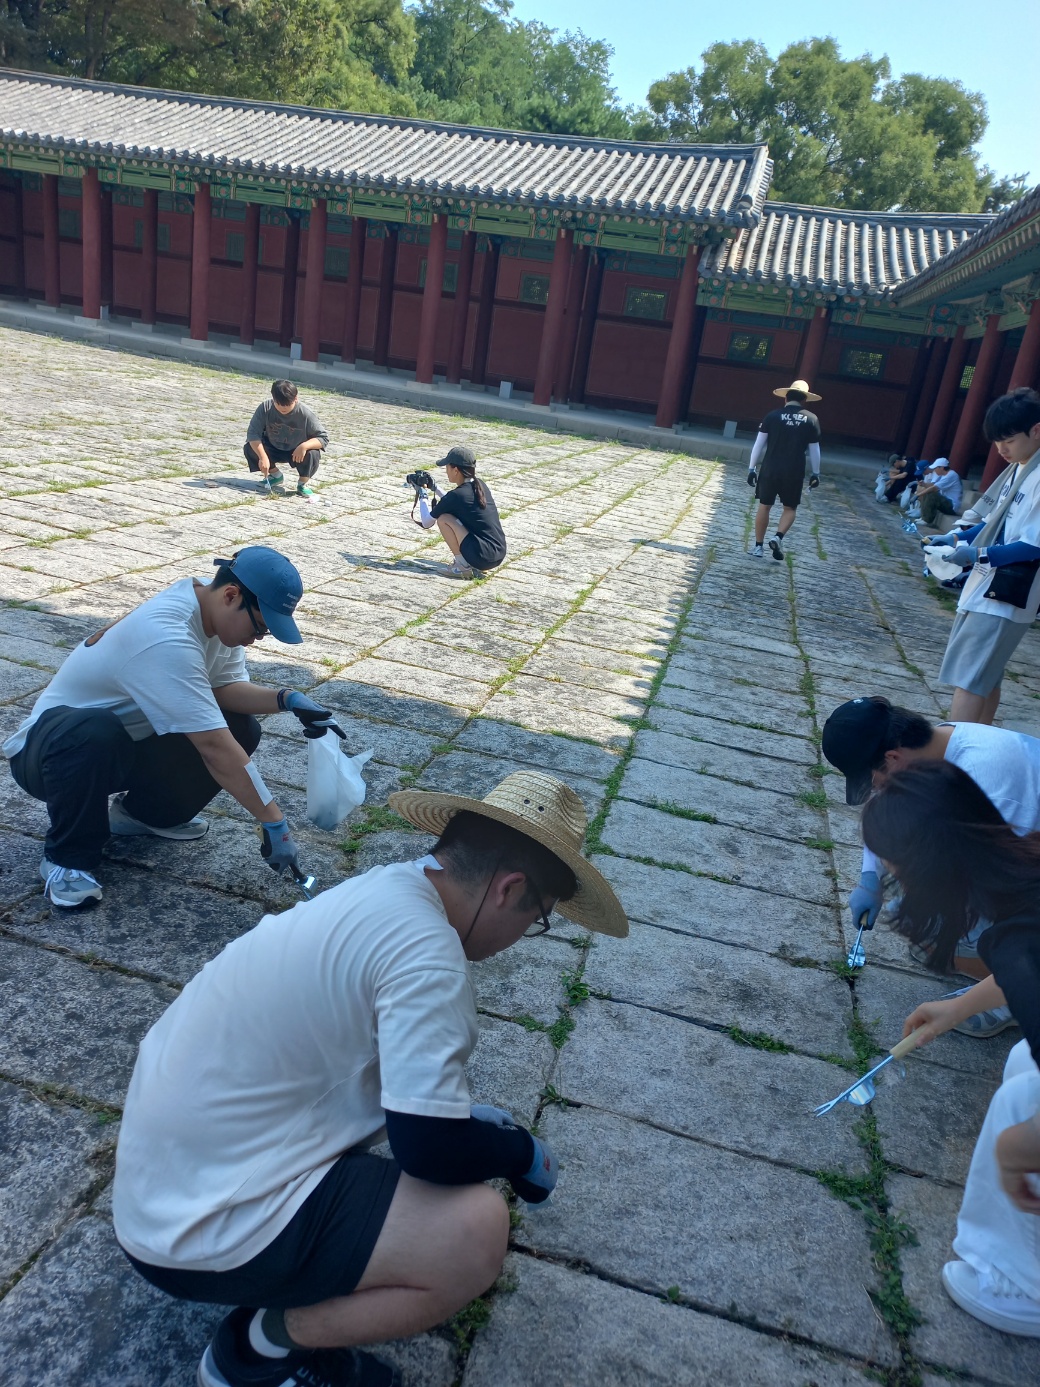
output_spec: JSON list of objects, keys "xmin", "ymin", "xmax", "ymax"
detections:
[{"xmin": 757, "ymin": 405, "xmax": 822, "ymax": 473}]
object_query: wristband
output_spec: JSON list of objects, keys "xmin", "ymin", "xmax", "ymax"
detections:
[{"xmin": 277, "ymin": 688, "xmax": 291, "ymax": 712}]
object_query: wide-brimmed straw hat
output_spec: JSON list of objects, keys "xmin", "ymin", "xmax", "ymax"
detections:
[
  {"xmin": 388, "ymin": 770, "xmax": 628, "ymax": 937},
  {"xmin": 773, "ymin": 377, "xmax": 821, "ymax": 402}
]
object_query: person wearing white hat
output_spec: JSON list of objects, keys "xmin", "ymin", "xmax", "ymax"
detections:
[
  {"xmin": 112, "ymin": 770, "xmax": 627, "ymax": 1387},
  {"xmin": 747, "ymin": 379, "xmax": 823, "ymax": 560}
]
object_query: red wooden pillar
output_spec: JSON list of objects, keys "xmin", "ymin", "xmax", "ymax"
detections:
[
  {"xmin": 42, "ymin": 174, "xmax": 61, "ymax": 307},
  {"xmin": 797, "ymin": 304, "xmax": 830, "ymax": 387},
  {"xmin": 446, "ymin": 230, "xmax": 476, "ymax": 384},
  {"xmin": 278, "ymin": 214, "xmax": 301, "ymax": 349},
  {"xmin": 980, "ymin": 297, "xmax": 1040, "ymax": 489},
  {"xmin": 239, "ymin": 202, "xmax": 260, "ymax": 344},
  {"xmin": 893, "ymin": 335, "xmax": 931, "ymax": 454},
  {"xmin": 80, "ymin": 167, "xmax": 102, "ymax": 320},
  {"xmin": 533, "ymin": 228, "xmax": 573, "ymax": 406},
  {"xmin": 948, "ymin": 313, "xmax": 1002, "ymax": 475},
  {"xmin": 301, "ymin": 197, "xmax": 327, "ymax": 362},
  {"xmin": 555, "ymin": 244, "xmax": 588, "ymax": 403},
  {"xmin": 100, "ymin": 185, "xmax": 114, "ymax": 312},
  {"xmin": 469, "ymin": 239, "xmax": 500, "ymax": 387},
  {"xmin": 569, "ymin": 250, "xmax": 604, "ymax": 406},
  {"xmin": 906, "ymin": 336, "xmax": 948, "ymax": 459},
  {"xmin": 655, "ymin": 245, "xmax": 702, "ymax": 427},
  {"xmin": 140, "ymin": 189, "xmax": 158, "ymax": 324},
  {"xmin": 373, "ymin": 224, "xmax": 398, "ymax": 368},
  {"xmin": 11, "ymin": 175, "xmax": 26, "ymax": 294},
  {"xmin": 340, "ymin": 216, "xmax": 367, "ymax": 363},
  {"xmin": 189, "ymin": 181, "xmax": 211, "ymax": 340},
  {"xmin": 922, "ymin": 325, "xmax": 969, "ymax": 461},
  {"xmin": 416, "ymin": 215, "xmax": 448, "ymax": 383}
]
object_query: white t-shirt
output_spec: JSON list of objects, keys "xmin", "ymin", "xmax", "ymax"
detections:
[
  {"xmin": 959, "ymin": 460, "xmax": 1040, "ymax": 624},
  {"xmin": 2, "ymin": 578, "xmax": 248, "ymax": 758},
  {"xmin": 862, "ymin": 722, "xmax": 1040, "ymax": 876},
  {"xmin": 112, "ymin": 858, "xmax": 477, "ymax": 1271},
  {"xmin": 933, "ymin": 470, "xmax": 962, "ymax": 511}
]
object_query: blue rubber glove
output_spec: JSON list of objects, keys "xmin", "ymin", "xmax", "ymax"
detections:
[
  {"xmin": 470, "ymin": 1103, "xmax": 518, "ymax": 1129},
  {"xmin": 746, "ymin": 469, "xmax": 757, "ymax": 488},
  {"xmin": 283, "ymin": 690, "xmax": 346, "ymax": 739},
  {"xmin": 513, "ymin": 1134, "xmax": 558, "ymax": 1205},
  {"xmin": 260, "ymin": 818, "xmax": 300, "ymax": 875},
  {"xmin": 849, "ymin": 870, "xmax": 882, "ymax": 930},
  {"xmin": 936, "ymin": 544, "xmax": 978, "ymax": 568},
  {"xmin": 808, "ymin": 474, "xmax": 820, "ymax": 489}
]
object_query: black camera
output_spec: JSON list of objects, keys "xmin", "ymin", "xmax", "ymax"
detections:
[{"xmin": 404, "ymin": 469, "xmax": 435, "ymax": 495}]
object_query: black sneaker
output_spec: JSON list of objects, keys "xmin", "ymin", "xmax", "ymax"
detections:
[
  {"xmin": 768, "ymin": 536, "xmax": 784, "ymax": 561},
  {"xmin": 198, "ymin": 1309, "xmax": 401, "ymax": 1387}
]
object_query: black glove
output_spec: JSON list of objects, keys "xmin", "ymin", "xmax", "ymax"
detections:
[
  {"xmin": 808, "ymin": 474, "xmax": 820, "ymax": 490},
  {"xmin": 260, "ymin": 818, "xmax": 300, "ymax": 875},
  {"xmin": 282, "ymin": 690, "xmax": 345, "ymax": 739},
  {"xmin": 746, "ymin": 469, "xmax": 757, "ymax": 488}
]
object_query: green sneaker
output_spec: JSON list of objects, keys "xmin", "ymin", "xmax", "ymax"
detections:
[
  {"xmin": 256, "ymin": 470, "xmax": 284, "ymax": 490},
  {"xmin": 296, "ymin": 483, "xmax": 315, "ymax": 498}
]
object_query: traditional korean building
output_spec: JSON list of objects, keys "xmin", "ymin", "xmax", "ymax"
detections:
[{"xmin": 0, "ymin": 69, "xmax": 1037, "ymax": 474}]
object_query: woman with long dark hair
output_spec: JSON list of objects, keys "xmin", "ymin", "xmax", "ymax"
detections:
[
  {"xmin": 861, "ymin": 761, "xmax": 1040, "ymax": 1337},
  {"xmin": 416, "ymin": 445, "xmax": 507, "ymax": 580}
]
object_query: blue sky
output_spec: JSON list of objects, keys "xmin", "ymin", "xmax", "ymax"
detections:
[{"xmin": 508, "ymin": 0, "xmax": 1036, "ymax": 182}]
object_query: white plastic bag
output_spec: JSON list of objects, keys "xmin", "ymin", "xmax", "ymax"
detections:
[{"xmin": 306, "ymin": 736, "xmax": 373, "ymax": 830}]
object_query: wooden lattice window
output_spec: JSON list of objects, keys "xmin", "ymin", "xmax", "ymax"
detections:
[
  {"xmin": 841, "ymin": 348, "xmax": 886, "ymax": 379},
  {"xmin": 727, "ymin": 331, "xmax": 771, "ymax": 363},
  {"xmin": 623, "ymin": 287, "xmax": 668, "ymax": 321}
]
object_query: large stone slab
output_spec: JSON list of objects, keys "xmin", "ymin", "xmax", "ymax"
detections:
[
  {"xmin": 516, "ymin": 1105, "xmax": 895, "ymax": 1364},
  {"xmin": 454, "ymin": 716, "xmax": 620, "ymax": 781},
  {"xmin": 869, "ymin": 1056, "xmax": 998, "ymax": 1186},
  {"xmin": 582, "ymin": 921, "xmax": 853, "ymax": 1058},
  {"xmin": 621, "ymin": 758, "xmax": 824, "ymax": 840},
  {"xmin": 633, "ymin": 727, "xmax": 818, "ymax": 795},
  {"xmin": 645, "ymin": 702, "xmax": 817, "ymax": 763},
  {"xmin": 464, "ymin": 1252, "xmax": 881, "ymax": 1387},
  {"xmin": 601, "ymin": 799, "xmax": 836, "ymax": 906},
  {"xmin": 466, "ymin": 1016, "xmax": 556, "ymax": 1128},
  {"xmin": 471, "ymin": 936, "xmax": 575, "ymax": 1026}
]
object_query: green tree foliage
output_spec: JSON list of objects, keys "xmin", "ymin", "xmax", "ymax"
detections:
[{"xmin": 633, "ymin": 37, "xmax": 1021, "ymax": 213}]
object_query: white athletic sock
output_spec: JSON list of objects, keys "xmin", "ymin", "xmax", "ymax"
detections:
[{"xmin": 248, "ymin": 1309, "xmax": 291, "ymax": 1359}]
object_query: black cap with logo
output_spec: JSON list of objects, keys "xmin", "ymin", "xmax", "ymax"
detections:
[{"xmin": 821, "ymin": 698, "xmax": 895, "ymax": 805}]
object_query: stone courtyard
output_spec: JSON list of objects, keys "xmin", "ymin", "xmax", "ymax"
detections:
[{"xmin": 1, "ymin": 323, "xmax": 1040, "ymax": 1387}]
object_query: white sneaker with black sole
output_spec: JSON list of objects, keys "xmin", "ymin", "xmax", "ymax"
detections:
[
  {"xmin": 750, "ymin": 543, "xmax": 763, "ymax": 557},
  {"xmin": 40, "ymin": 858, "xmax": 103, "ymax": 909},
  {"xmin": 769, "ymin": 536, "xmax": 784, "ymax": 561},
  {"xmin": 109, "ymin": 793, "xmax": 209, "ymax": 840}
]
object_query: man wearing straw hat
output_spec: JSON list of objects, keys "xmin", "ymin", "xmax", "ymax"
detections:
[
  {"xmin": 112, "ymin": 770, "xmax": 626, "ymax": 1387},
  {"xmin": 747, "ymin": 378, "xmax": 823, "ymax": 560}
]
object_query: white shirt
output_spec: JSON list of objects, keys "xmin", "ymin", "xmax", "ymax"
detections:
[
  {"xmin": 112, "ymin": 858, "xmax": 477, "ymax": 1271},
  {"xmin": 2, "ymin": 578, "xmax": 248, "ymax": 758},
  {"xmin": 862, "ymin": 722, "xmax": 1040, "ymax": 876},
  {"xmin": 932, "ymin": 470, "xmax": 962, "ymax": 510},
  {"xmin": 959, "ymin": 458, "xmax": 1040, "ymax": 624}
]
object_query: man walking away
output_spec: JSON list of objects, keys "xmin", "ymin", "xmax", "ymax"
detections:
[{"xmin": 747, "ymin": 378, "xmax": 822, "ymax": 559}]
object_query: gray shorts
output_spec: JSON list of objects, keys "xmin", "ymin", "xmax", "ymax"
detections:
[{"xmin": 938, "ymin": 610, "xmax": 1028, "ymax": 695}]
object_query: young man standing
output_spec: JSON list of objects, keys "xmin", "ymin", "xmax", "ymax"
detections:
[
  {"xmin": 112, "ymin": 771, "xmax": 627, "ymax": 1387},
  {"xmin": 244, "ymin": 379, "xmax": 330, "ymax": 498},
  {"xmin": 747, "ymin": 378, "xmax": 823, "ymax": 560},
  {"xmin": 3, "ymin": 548, "xmax": 343, "ymax": 908}
]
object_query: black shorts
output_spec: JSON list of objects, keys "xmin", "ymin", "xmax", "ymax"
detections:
[
  {"xmin": 756, "ymin": 462, "xmax": 804, "ymax": 510},
  {"xmin": 123, "ymin": 1151, "xmax": 400, "ymax": 1310},
  {"xmin": 459, "ymin": 534, "xmax": 498, "ymax": 572}
]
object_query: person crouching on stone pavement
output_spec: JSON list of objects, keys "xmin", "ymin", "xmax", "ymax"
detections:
[
  {"xmin": 927, "ymin": 388, "xmax": 1040, "ymax": 726},
  {"xmin": 244, "ymin": 379, "xmax": 330, "ymax": 498},
  {"xmin": 2, "ymin": 547, "xmax": 345, "ymax": 909},
  {"xmin": 747, "ymin": 378, "xmax": 823, "ymax": 560},
  {"xmin": 416, "ymin": 445, "xmax": 507, "ymax": 579},
  {"xmin": 112, "ymin": 771, "xmax": 628, "ymax": 1387},
  {"xmin": 861, "ymin": 761, "xmax": 1040, "ymax": 1339}
]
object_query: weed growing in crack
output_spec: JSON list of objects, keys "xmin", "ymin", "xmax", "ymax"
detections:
[{"xmin": 725, "ymin": 1025, "xmax": 793, "ymax": 1054}]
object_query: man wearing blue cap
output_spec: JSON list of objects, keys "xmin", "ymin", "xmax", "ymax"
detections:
[{"xmin": 3, "ymin": 548, "xmax": 342, "ymax": 908}]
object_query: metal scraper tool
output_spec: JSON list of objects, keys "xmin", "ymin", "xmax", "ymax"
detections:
[{"xmin": 813, "ymin": 1032, "xmax": 918, "ymax": 1116}]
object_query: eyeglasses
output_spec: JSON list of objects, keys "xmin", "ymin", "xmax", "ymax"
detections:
[
  {"xmin": 241, "ymin": 596, "xmax": 268, "ymax": 641},
  {"xmin": 522, "ymin": 877, "xmax": 555, "ymax": 937}
]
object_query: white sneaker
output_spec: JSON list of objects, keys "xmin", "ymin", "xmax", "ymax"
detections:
[
  {"xmin": 942, "ymin": 1261, "xmax": 1040, "ymax": 1337},
  {"xmin": 953, "ymin": 1005, "xmax": 1019, "ymax": 1039},
  {"xmin": 448, "ymin": 561, "xmax": 476, "ymax": 580},
  {"xmin": 40, "ymin": 858, "xmax": 103, "ymax": 909},
  {"xmin": 750, "ymin": 543, "xmax": 764, "ymax": 557},
  {"xmin": 109, "ymin": 793, "xmax": 209, "ymax": 840},
  {"xmin": 769, "ymin": 536, "xmax": 785, "ymax": 561}
]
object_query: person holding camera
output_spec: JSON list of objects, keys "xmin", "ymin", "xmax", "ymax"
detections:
[{"xmin": 413, "ymin": 446, "xmax": 506, "ymax": 579}]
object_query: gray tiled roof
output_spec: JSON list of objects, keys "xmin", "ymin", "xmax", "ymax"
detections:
[
  {"xmin": 893, "ymin": 183, "xmax": 1040, "ymax": 304},
  {"xmin": 0, "ymin": 69, "xmax": 771, "ymax": 227},
  {"xmin": 700, "ymin": 201, "xmax": 991, "ymax": 297}
]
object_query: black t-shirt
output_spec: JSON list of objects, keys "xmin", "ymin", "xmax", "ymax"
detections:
[
  {"xmin": 431, "ymin": 481, "xmax": 506, "ymax": 569},
  {"xmin": 757, "ymin": 405, "xmax": 821, "ymax": 472},
  {"xmin": 978, "ymin": 912, "xmax": 1040, "ymax": 1065}
]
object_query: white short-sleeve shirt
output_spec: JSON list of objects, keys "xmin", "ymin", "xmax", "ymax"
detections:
[
  {"xmin": 959, "ymin": 462, "xmax": 1040, "ymax": 623},
  {"xmin": 112, "ymin": 859, "xmax": 477, "ymax": 1271},
  {"xmin": 2, "ymin": 577, "xmax": 248, "ymax": 758}
]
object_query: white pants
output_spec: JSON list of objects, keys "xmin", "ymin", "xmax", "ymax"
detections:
[{"xmin": 953, "ymin": 1040, "xmax": 1040, "ymax": 1297}]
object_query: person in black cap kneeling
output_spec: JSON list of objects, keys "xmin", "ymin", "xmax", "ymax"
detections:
[
  {"xmin": 2, "ymin": 548, "xmax": 343, "ymax": 908},
  {"xmin": 416, "ymin": 446, "xmax": 507, "ymax": 579}
]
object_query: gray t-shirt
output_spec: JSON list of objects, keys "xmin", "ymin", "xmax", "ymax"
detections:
[{"xmin": 246, "ymin": 399, "xmax": 329, "ymax": 453}]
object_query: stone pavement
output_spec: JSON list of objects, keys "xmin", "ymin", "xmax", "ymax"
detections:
[{"xmin": 1, "ymin": 324, "xmax": 1039, "ymax": 1386}]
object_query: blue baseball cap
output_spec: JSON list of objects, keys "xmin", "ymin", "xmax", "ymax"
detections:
[{"xmin": 214, "ymin": 547, "xmax": 303, "ymax": 644}]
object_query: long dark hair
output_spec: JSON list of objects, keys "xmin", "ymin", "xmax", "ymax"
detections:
[
  {"xmin": 452, "ymin": 459, "xmax": 487, "ymax": 508},
  {"xmin": 861, "ymin": 761, "xmax": 1040, "ymax": 969}
]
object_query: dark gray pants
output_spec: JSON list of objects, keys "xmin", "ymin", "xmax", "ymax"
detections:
[{"xmin": 10, "ymin": 706, "xmax": 261, "ymax": 870}]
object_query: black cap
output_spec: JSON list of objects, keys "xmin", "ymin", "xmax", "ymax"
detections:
[
  {"xmin": 821, "ymin": 698, "xmax": 893, "ymax": 805},
  {"xmin": 436, "ymin": 445, "xmax": 477, "ymax": 469}
]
